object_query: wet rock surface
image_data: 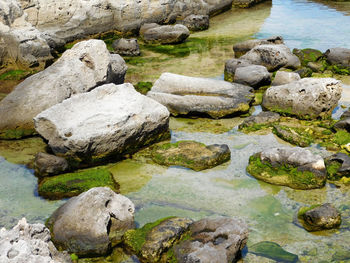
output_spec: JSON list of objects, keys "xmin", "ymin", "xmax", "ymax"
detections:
[
  {"xmin": 272, "ymin": 70, "xmax": 301, "ymax": 86},
  {"xmin": 112, "ymin": 38, "xmax": 140, "ymax": 56},
  {"xmin": 293, "ymin": 48, "xmax": 323, "ymax": 67},
  {"xmin": 262, "ymin": 78, "xmax": 342, "ymax": 119},
  {"xmin": 247, "ymin": 147, "xmax": 327, "ymax": 189},
  {"xmin": 140, "ymin": 24, "xmax": 190, "ymax": 44},
  {"xmin": 298, "ymin": 203, "xmax": 342, "ymax": 232},
  {"xmin": 179, "ymin": 15, "xmax": 210, "ymax": 31},
  {"xmin": 151, "ymin": 140, "xmax": 231, "ymax": 171},
  {"xmin": 147, "ymin": 72, "xmax": 254, "ymax": 119},
  {"xmin": 249, "ymin": 241, "xmax": 299, "ymax": 263},
  {"xmin": 34, "ymin": 152, "xmax": 69, "ymax": 177},
  {"xmin": 234, "ymin": 65, "xmax": 271, "ymax": 88},
  {"xmin": 34, "ymin": 83, "xmax": 170, "ymax": 166},
  {"xmin": 46, "ymin": 187, "xmax": 135, "ymax": 257},
  {"xmin": 239, "ymin": 111, "xmax": 280, "ymax": 130},
  {"xmin": 0, "ymin": 218, "xmax": 71, "ymax": 263}
]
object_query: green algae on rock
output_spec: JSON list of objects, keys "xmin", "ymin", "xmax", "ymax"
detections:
[
  {"xmin": 151, "ymin": 141, "xmax": 231, "ymax": 171},
  {"xmin": 249, "ymin": 241, "xmax": 299, "ymax": 263},
  {"xmin": 0, "ymin": 128, "xmax": 36, "ymax": 140},
  {"xmin": 134, "ymin": 82, "xmax": 153, "ymax": 95},
  {"xmin": 292, "ymin": 48, "xmax": 323, "ymax": 67},
  {"xmin": 38, "ymin": 168, "xmax": 119, "ymax": 200}
]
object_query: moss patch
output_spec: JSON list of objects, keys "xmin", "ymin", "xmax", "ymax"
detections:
[
  {"xmin": 249, "ymin": 241, "xmax": 299, "ymax": 263},
  {"xmin": 0, "ymin": 128, "xmax": 36, "ymax": 140},
  {"xmin": 0, "ymin": 70, "xmax": 32, "ymax": 81},
  {"xmin": 297, "ymin": 204, "xmax": 321, "ymax": 218},
  {"xmin": 326, "ymin": 161, "xmax": 343, "ymax": 180},
  {"xmin": 134, "ymin": 82, "xmax": 153, "ymax": 95},
  {"xmin": 38, "ymin": 167, "xmax": 119, "ymax": 200}
]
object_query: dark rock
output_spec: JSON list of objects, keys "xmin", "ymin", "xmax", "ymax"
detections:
[
  {"xmin": 325, "ymin": 153, "xmax": 350, "ymax": 180},
  {"xmin": 112, "ymin": 38, "xmax": 140, "ymax": 56},
  {"xmin": 233, "ymin": 36, "xmax": 284, "ymax": 57},
  {"xmin": 294, "ymin": 67, "xmax": 313, "ymax": 78},
  {"xmin": 140, "ymin": 23, "xmax": 190, "ymax": 44},
  {"xmin": 239, "ymin": 111, "xmax": 280, "ymax": 130},
  {"xmin": 272, "ymin": 70, "xmax": 300, "ymax": 86},
  {"xmin": 179, "ymin": 15, "xmax": 209, "ymax": 31},
  {"xmin": 151, "ymin": 141, "xmax": 231, "ymax": 171},
  {"xmin": 293, "ymin": 48, "xmax": 323, "ymax": 67},
  {"xmin": 307, "ymin": 61, "xmax": 325, "ymax": 72},
  {"xmin": 234, "ymin": 65, "xmax": 271, "ymax": 88},
  {"xmin": 249, "ymin": 241, "xmax": 299, "ymax": 263},
  {"xmin": 334, "ymin": 118, "xmax": 350, "ymax": 132},
  {"xmin": 224, "ymin": 58, "xmax": 252, "ymax": 82},
  {"xmin": 325, "ymin": 47, "xmax": 350, "ymax": 69},
  {"xmin": 298, "ymin": 203, "xmax": 342, "ymax": 231},
  {"xmin": 34, "ymin": 152, "xmax": 69, "ymax": 177}
]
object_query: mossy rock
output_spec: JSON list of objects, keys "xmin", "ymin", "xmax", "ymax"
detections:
[
  {"xmin": 38, "ymin": 167, "xmax": 119, "ymax": 200},
  {"xmin": 293, "ymin": 48, "xmax": 323, "ymax": 67},
  {"xmin": 151, "ymin": 140, "xmax": 231, "ymax": 171},
  {"xmin": 0, "ymin": 128, "xmax": 36, "ymax": 140},
  {"xmin": 246, "ymin": 153, "xmax": 326, "ymax": 190},
  {"xmin": 249, "ymin": 241, "xmax": 299, "ymax": 263}
]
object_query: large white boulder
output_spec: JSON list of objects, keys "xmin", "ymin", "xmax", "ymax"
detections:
[{"xmin": 34, "ymin": 83, "xmax": 170, "ymax": 165}]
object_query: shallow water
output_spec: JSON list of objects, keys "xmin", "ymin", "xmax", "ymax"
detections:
[{"xmin": 1, "ymin": 0, "xmax": 350, "ymax": 262}]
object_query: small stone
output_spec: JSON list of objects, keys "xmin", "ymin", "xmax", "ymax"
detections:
[
  {"xmin": 179, "ymin": 15, "xmax": 209, "ymax": 31},
  {"xmin": 140, "ymin": 23, "xmax": 190, "ymax": 44},
  {"xmin": 234, "ymin": 65, "xmax": 271, "ymax": 88},
  {"xmin": 233, "ymin": 36, "xmax": 284, "ymax": 56},
  {"xmin": 239, "ymin": 111, "xmax": 280, "ymax": 130},
  {"xmin": 112, "ymin": 38, "xmax": 140, "ymax": 56},
  {"xmin": 34, "ymin": 152, "xmax": 69, "ymax": 177},
  {"xmin": 224, "ymin": 58, "xmax": 252, "ymax": 82},
  {"xmin": 272, "ymin": 70, "xmax": 300, "ymax": 86}
]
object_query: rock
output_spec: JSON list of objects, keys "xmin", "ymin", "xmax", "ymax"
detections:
[
  {"xmin": 46, "ymin": 187, "xmax": 135, "ymax": 257},
  {"xmin": 273, "ymin": 125, "xmax": 311, "ymax": 147},
  {"xmin": 325, "ymin": 153, "xmax": 350, "ymax": 180},
  {"xmin": 325, "ymin": 47, "xmax": 350, "ymax": 73},
  {"xmin": 123, "ymin": 217, "xmax": 193, "ymax": 263},
  {"xmin": 241, "ymin": 44, "xmax": 301, "ymax": 71},
  {"xmin": 178, "ymin": 15, "xmax": 210, "ymax": 31},
  {"xmin": 34, "ymin": 152, "xmax": 69, "ymax": 178},
  {"xmin": 247, "ymin": 147, "xmax": 327, "ymax": 189},
  {"xmin": 234, "ymin": 65, "xmax": 271, "ymax": 88},
  {"xmin": 272, "ymin": 70, "xmax": 301, "ymax": 86},
  {"xmin": 262, "ymin": 78, "xmax": 342, "ymax": 119},
  {"xmin": 249, "ymin": 241, "xmax": 299, "ymax": 263},
  {"xmin": 239, "ymin": 111, "xmax": 280, "ymax": 130},
  {"xmin": 151, "ymin": 141, "xmax": 231, "ymax": 171},
  {"xmin": 147, "ymin": 72, "xmax": 254, "ymax": 119},
  {"xmin": 307, "ymin": 61, "xmax": 325, "ymax": 73},
  {"xmin": 112, "ymin": 38, "xmax": 140, "ymax": 56},
  {"xmin": 0, "ymin": 40, "xmax": 127, "ymax": 139},
  {"xmin": 294, "ymin": 67, "xmax": 313, "ymax": 78},
  {"xmin": 38, "ymin": 167, "xmax": 119, "ymax": 200},
  {"xmin": 292, "ymin": 48, "xmax": 323, "ymax": 67},
  {"xmin": 224, "ymin": 58, "xmax": 252, "ymax": 82},
  {"xmin": 0, "ymin": 218, "xmax": 71, "ymax": 263},
  {"xmin": 232, "ymin": 0, "xmax": 271, "ymax": 8},
  {"xmin": 297, "ymin": 203, "xmax": 342, "ymax": 231},
  {"xmin": 334, "ymin": 118, "xmax": 350, "ymax": 132},
  {"xmin": 140, "ymin": 23, "xmax": 190, "ymax": 44},
  {"xmin": 174, "ymin": 217, "xmax": 249, "ymax": 263},
  {"xmin": 233, "ymin": 36, "xmax": 284, "ymax": 57},
  {"xmin": 34, "ymin": 83, "xmax": 170, "ymax": 166}
]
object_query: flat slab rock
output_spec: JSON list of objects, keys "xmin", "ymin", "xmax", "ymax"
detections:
[
  {"xmin": 247, "ymin": 147, "xmax": 327, "ymax": 189},
  {"xmin": 263, "ymin": 78, "xmax": 342, "ymax": 119},
  {"xmin": 34, "ymin": 83, "xmax": 170, "ymax": 165},
  {"xmin": 147, "ymin": 72, "xmax": 254, "ymax": 118},
  {"xmin": 46, "ymin": 187, "xmax": 135, "ymax": 257},
  {"xmin": 151, "ymin": 141, "xmax": 231, "ymax": 171},
  {"xmin": 239, "ymin": 111, "xmax": 280, "ymax": 129},
  {"xmin": 0, "ymin": 218, "xmax": 71, "ymax": 263},
  {"xmin": 140, "ymin": 23, "xmax": 190, "ymax": 44}
]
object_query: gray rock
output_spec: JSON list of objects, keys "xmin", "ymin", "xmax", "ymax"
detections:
[
  {"xmin": 0, "ymin": 40, "xmax": 127, "ymax": 139},
  {"xmin": 272, "ymin": 70, "xmax": 301, "ymax": 86},
  {"xmin": 307, "ymin": 61, "xmax": 325, "ymax": 73},
  {"xmin": 147, "ymin": 72, "xmax": 254, "ymax": 119},
  {"xmin": 34, "ymin": 83, "xmax": 170, "ymax": 166},
  {"xmin": 174, "ymin": 217, "xmax": 249, "ymax": 263},
  {"xmin": 325, "ymin": 47, "xmax": 350, "ymax": 69},
  {"xmin": 46, "ymin": 187, "xmax": 135, "ymax": 257},
  {"xmin": 294, "ymin": 67, "xmax": 313, "ymax": 78},
  {"xmin": 179, "ymin": 15, "xmax": 210, "ymax": 31},
  {"xmin": 233, "ymin": 36, "xmax": 284, "ymax": 56},
  {"xmin": 239, "ymin": 111, "xmax": 280, "ymax": 129},
  {"xmin": 234, "ymin": 65, "xmax": 271, "ymax": 88},
  {"xmin": 140, "ymin": 23, "xmax": 190, "ymax": 44},
  {"xmin": 34, "ymin": 152, "xmax": 69, "ymax": 177},
  {"xmin": 224, "ymin": 58, "xmax": 252, "ymax": 81},
  {"xmin": 327, "ymin": 152, "xmax": 350, "ymax": 176},
  {"xmin": 112, "ymin": 38, "xmax": 140, "ymax": 56},
  {"xmin": 334, "ymin": 118, "xmax": 350, "ymax": 132},
  {"xmin": 299, "ymin": 203, "xmax": 342, "ymax": 231},
  {"xmin": 262, "ymin": 78, "xmax": 342, "ymax": 119},
  {"xmin": 0, "ymin": 218, "xmax": 71, "ymax": 263},
  {"xmin": 241, "ymin": 44, "xmax": 301, "ymax": 71}
]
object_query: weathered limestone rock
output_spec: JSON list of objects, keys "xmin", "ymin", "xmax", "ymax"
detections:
[
  {"xmin": 34, "ymin": 83, "xmax": 170, "ymax": 166},
  {"xmin": 46, "ymin": 187, "xmax": 135, "ymax": 257},
  {"xmin": 325, "ymin": 47, "xmax": 350, "ymax": 73},
  {"xmin": 247, "ymin": 147, "xmax": 327, "ymax": 189},
  {"xmin": 233, "ymin": 36, "xmax": 284, "ymax": 57},
  {"xmin": 241, "ymin": 44, "xmax": 301, "ymax": 71},
  {"xmin": 298, "ymin": 203, "xmax": 342, "ymax": 231},
  {"xmin": 34, "ymin": 152, "xmax": 69, "ymax": 177},
  {"xmin": 239, "ymin": 111, "xmax": 280, "ymax": 130},
  {"xmin": 0, "ymin": 40, "xmax": 127, "ymax": 139},
  {"xmin": 234, "ymin": 65, "xmax": 271, "ymax": 88},
  {"xmin": 262, "ymin": 78, "xmax": 342, "ymax": 119},
  {"xmin": 0, "ymin": 218, "xmax": 71, "ymax": 263},
  {"xmin": 224, "ymin": 58, "xmax": 252, "ymax": 81},
  {"xmin": 112, "ymin": 38, "xmax": 140, "ymax": 56},
  {"xmin": 272, "ymin": 70, "xmax": 301, "ymax": 86},
  {"xmin": 140, "ymin": 23, "xmax": 190, "ymax": 44},
  {"xmin": 174, "ymin": 217, "xmax": 249, "ymax": 263},
  {"xmin": 151, "ymin": 141, "xmax": 231, "ymax": 171},
  {"xmin": 147, "ymin": 73, "xmax": 254, "ymax": 118},
  {"xmin": 178, "ymin": 15, "xmax": 210, "ymax": 31}
]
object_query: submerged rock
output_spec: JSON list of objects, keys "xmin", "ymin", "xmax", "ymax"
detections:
[
  {"xmin": 0, "ymin": 218, "xmax": 71, "ymax": 263},
  {"xmin": 241, "ymin": 44, "xmax": 301, "ymax": 71},
  {"xmin": 151, "ymin": 141, "xmax": 231, "ymax": 171},
  {"xmin": 34, "ymin": 83, "xmax": 170, "ymax": 166},
  {"xmin": 247, "ymin": 147, "xmax": 327, "ymax": 189},
  {"xmin": 34, "ymin": 152, "xmax": 69, "ymax": 177},
  {"xmin": 234, "ymin": 65, "xmax": 271, "ymax": 88},
  {"xmin": 297, "ymin": 203, "xmax": 342, "ymax": 231},
  {"xmin": 272, "ymin": 70, "xmax": 301, "ymax": 86},
  {"xmin": 249, "ymin": 241, "xmax": 299, "ymax": 263},
  {"xmin": 262, "ymin": 78, "xmax": 342, "ymax": 119},
  {"xmin": 47, "ymin": 187, "xmax": 135, "ymax": 257},
  {"xmin": 140, "ymin": 23, "xmax": 190, "ymax": 44},
  {"xmin": 112, "ymin": 38, "xmax": 140, "ymax": 56},
  {"xmin": 179, "ymin": 15, "xmax": 210, "ymax": 31},
  {"xmin": 233, "ymin": 36, "xmax": 284, "ymax": 57},
  {"xmin": 0, "ymin": 40, "xmax": 127, "ymax": 139},
  {"xmin": 147, "ymin": 72, "xmax": 254, "ymax": 119}
]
